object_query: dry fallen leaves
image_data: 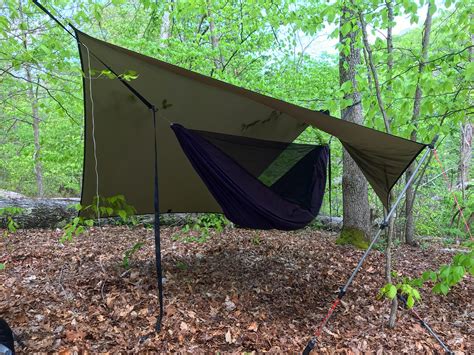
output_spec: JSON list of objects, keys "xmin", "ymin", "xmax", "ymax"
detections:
[
  {"xmin": 247, "ymin": 321, "xmax": 258, "ymax": 332},
  {"xmin": 225, "ymin": 329, "xmax": 232, "ymax": 344},
  {"xmin": 0, "ymin": 226, "xmax": 471, "ymax": 353}
]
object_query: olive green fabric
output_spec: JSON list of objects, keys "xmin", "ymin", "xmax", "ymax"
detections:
[{"xmin": 76, "ymin": 30, "xmax": 426, "ymax": 213}]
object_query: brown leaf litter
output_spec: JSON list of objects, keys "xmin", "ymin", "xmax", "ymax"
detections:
[{"xmin": 0, "ymin": 226, "xmax": 472, "ymax": 353}]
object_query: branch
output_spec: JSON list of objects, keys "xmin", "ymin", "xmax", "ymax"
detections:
[
  {"xmin": 359, "ymin": 10, "xmax": 391, "ymax": 133},
  {"xmin": 221, "ymin": 29, "xmax": 257, "ymax": 72},
  {"xmin": 382, "ymin": 45, "xmax": 473, "ymax": 87},
  {"xmin": 2, "ymin": 69, "xmax": 80, "ymax": 125}
]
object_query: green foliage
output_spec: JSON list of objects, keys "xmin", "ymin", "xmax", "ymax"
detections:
[
  {"xmin": 414, "ymin": 163, "xmax": 473, "ymax": 240},
  {"xmin": 88, "ymin": 195, "xmax": 138, "ymax": 226},
  {"xmin": 61, "ymin": 194, "xmax": 137, "ymax": 242},
  {"xmin": 173, "ymin": 213, "xmax": 229, "ymax": 243},
  {"xmin": 84, "ymin": 69, "xmax": 139, "ymax": 81},
  {"xmin": 175, "ymin": 260, "xmax": 189, "ymax": 271},
  {"xmin": 61, "ymin": 215, "xmax": 94, "ymax": 243},
  {"xmin": 0, "ymin": 207, "xmax": 23, "ymax": 236},
  {"xmin": 0, "ymin": 207, "xmax": 23, "ymax": 269},
  {"xmin": 0, "ymin": 0, "xmax": 83, "ymax": 196},
  {"xmin": 122, "ymin": 241, "xmax": 144, "ymax": 269},
  {"xmin": 379, "ymin": 279, "xmax": 422, "ymax": 309},
  {"xmin": 251, "ymin": 232, "xmax": 262, "ymax": 246},
  {"xmin": 0, "ymin": 0, "xmax": 471, "ymax": 249},
  {"xmin": 380, "ymin": 243, "xmax": 473, "ymax": 306},
  {"xmin": 417, "ymin": 246, "xmax": 474, "ymax": 295}
]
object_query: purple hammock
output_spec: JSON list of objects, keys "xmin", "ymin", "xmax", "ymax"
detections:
[{"xmin": 171, "ymin": 123, "xmax": 328, "ymax": 230}]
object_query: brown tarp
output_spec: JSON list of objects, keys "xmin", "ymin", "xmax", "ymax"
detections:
[{"xmin": 75, "ymin": 29, "xmax": 426, "ymax": 213}]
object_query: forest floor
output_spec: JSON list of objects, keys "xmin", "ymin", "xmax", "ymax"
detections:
[{"xmin": 0, "ymin": 225, "xmax": 472, "ymax": 353}]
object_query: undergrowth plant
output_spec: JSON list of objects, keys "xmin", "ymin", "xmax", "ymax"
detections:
[
  {"xmin": 173, "ymin": 213, "xmax": 229, "ymax": 243},
  {"xmin": 0, "ymin": 207, "xmax": 23, "ymax": 237},
  {"xmin": 379, "ymin": 240, "xmax": 474, "ymax": 307},
  {"xmin": 122, "ymin": 241, "xmax": 144, "ymax": 269},
  {"xmin": 251, "ymin": 231, "xmax": 262, "ymax": 245},
  {"xmin": 61, "ymin": 195, "xmax": 137, "ymax": 242},
  {"xmin": 416, "ymin": 188, "xmax": 473, "ymax": 240},
  {"xmin": 0, "ymin": 207, "xmax": 23, "ymax": 270}
]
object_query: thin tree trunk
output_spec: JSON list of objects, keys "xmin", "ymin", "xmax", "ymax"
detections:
[
  {"xmin": 385, "ymin": 203, "xmax": 397, "ymax": 327},
  {"xmin": 207, "ymin": 0, "xmax": 223, "ymax": 70},
  {"xmin": 405, "ymin": 1, "xmax": 433, "ymax": 245},
  {"xmin": 20, "ymin": 1, "xmax": 44, "ymax": 197},
  {"xmin": 360, "ymin": 1, "xmax": 398, "ymax": 326},
  {"xmin": 337, "ymin": 4, "xmax": 370, "ymax": 247},
  {"xmin": 386, "ymin": 0, "xmax": 394, "ymax": 94},
  {"xmin": 359, "ymin": 13, "xmax": 391, "ymax": 134},
  {"xmin": 458, "ymin": 123, "xmax": 472, "ymax": 193},
  {"xmin": 160, "ymin": 1, "xmax": 173, "ymax": 41},
  {"xmin": 25, "ymin": 67, "xmax": 43, "ymax": 197},
  {"xmin": 385, "ymin": 0, "xmax": 397, "ymax": 328},
  {"xmin": 458, "ymin": 32, "xmax": 473, "ymax": 194}
]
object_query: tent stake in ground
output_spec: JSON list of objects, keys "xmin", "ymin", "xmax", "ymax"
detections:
[
  {"xmin": 303, "ymin": 135, "xmax": 452, "ymax": 355},
  {"xmin": 397, "ymin": 295, "xmax": 453, "ymax": 354}
]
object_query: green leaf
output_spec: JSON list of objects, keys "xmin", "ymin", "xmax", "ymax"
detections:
[
  {"xmin": 386, "ymin": 284, "xmax": 397, "ymax": 299},
  {"xmin": 341, "ymin": 21, "xmax": 352, "ymax": 36},
  {"xmin": 422, "ymin": 270, "xmax": 437, "ymax": 282},
  {"xmin": 118, "ymin": 210, "xmax": 127, "ymax": 221}
]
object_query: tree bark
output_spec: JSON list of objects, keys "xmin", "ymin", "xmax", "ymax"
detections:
[
  {"xmin": 20, "ymin": 2, "xmax": 44, "ymax": 197},
  {"xmin": 457, "ymin": 32, "xmax": 473, "ymax": 193},
  {"xmin": 0, "ymin": 195, "xmax": 78, "ymax": 229},
  {"xmin": 160, "ymin": 1, "xmax": 173, "ymax": 41},
  {"xmin": 336, "ymin": 4, "xmax": 370, "ymax": 248},
  {"xmin": 207, "ymin": 0, "xmax": 223, "ymax": 70},
  {"xmin": 25, "ymin": 67, "xmax": 44, "ymax": 197},
  {"xmin": 360, "ymin": 1, "xmax": 398, "ymax": 325},
  {"xmin": 405, "ymin": 1, "xmax": 433, "ymax": 245},
  {"xmin": 359, "ymin": 13, "xmax": 391, "ymax": 134},
  {"xmin": 385, "ymin": 0, "xmax": 397, "ymax": 328}
]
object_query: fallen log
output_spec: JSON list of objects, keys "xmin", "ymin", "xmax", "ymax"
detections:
[
  {"xmin": 0, "ymin": 190, "xmax": 343, "ymax": 231},
  {"xmin": 0, "ymin": 194, "xmax": 79, "ymax": 229}
]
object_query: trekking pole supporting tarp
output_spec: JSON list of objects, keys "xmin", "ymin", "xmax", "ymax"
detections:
[
  {"xmin": 33, "ymin": 0, "xmax": 165, "ymax": 332},
  {"xmin": 397, "ymin": 295, "xmax": 453, "ymax": 354},
  {"xmin": 302, "ymin": 137, "xmax": 436, "ymax": 355}
]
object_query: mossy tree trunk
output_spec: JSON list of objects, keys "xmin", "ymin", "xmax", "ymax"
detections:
[{"xmin": 336, "ymin": 4, "xmax": 370, "ymax": 249}]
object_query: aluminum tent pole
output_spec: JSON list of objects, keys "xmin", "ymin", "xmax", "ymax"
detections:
[{"xmin": 302, "ymin": 136, "xmax": 437, "ymax": 354}]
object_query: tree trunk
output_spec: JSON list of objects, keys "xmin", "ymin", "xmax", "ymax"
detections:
[
  {"xmin": 160, "ymin": 1, "xmax": 173, "ymax": 41},
  {"xmin": 336, "ymin": 5, "xmax": 370, "ymax": 249},
  {"xmin": 360, "ymin": 0, "xmax": 398, "ymax": 324},
  {"xmin": 458, "ymin": 34, "xmax": 473, "ymax": 193},
  {"xmin": 385, "ymin": 0, "xmax": 398, "ymax": 327},
  {"xmin": 405, "ymin": 130, "xmax": 417, "ymax": 245},
  {"xmin": 20, "ymin": 3, "xmax": 44, "ymax": 197},
  {"xmin": 405, "ymin": 1, "xmax": 433, "ymax": 245},
  {"xmin": 206, "ymin": 0, "xmax": 223, "ymax": 70},
  {"xmin": 457, "ymin": 122, "xmax": 472, "ymax": 191},
  {"xmin": 25, "ymin": 69, "xmax": 44, "ymax": 198}
]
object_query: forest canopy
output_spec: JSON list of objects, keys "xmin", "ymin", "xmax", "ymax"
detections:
[{"xmin": 0, "ymin": 0, "xmax": 472, "ymax": 239}]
